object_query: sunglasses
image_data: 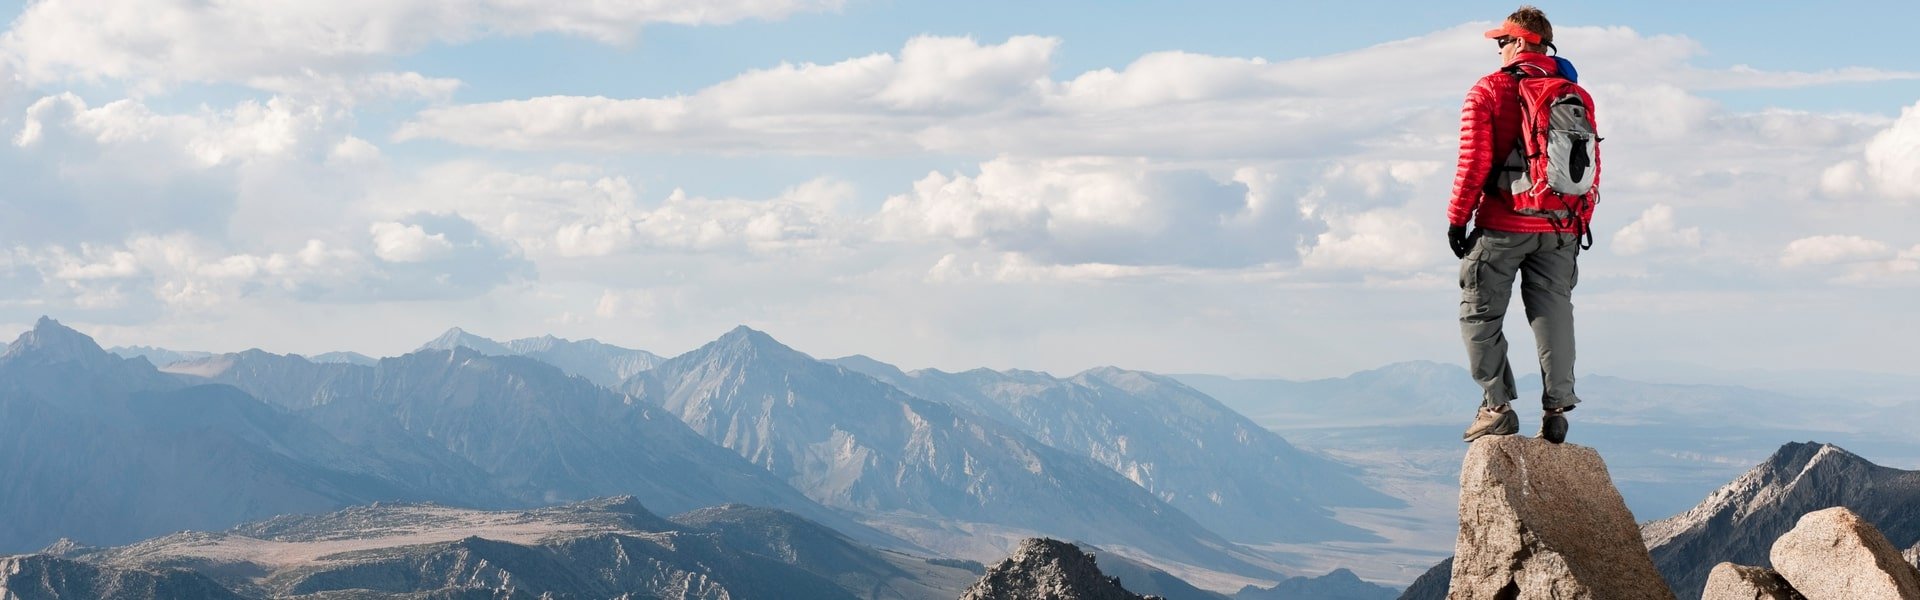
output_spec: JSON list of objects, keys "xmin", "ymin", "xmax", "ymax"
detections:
[{"xmin": 1495, "ymin": 36, "xmax": 1518, "ymax": 49}]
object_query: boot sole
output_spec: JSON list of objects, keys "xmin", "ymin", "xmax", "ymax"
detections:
[{"xmin": 1463, "ymin": 411, "xmax": 1519, "ymax": 443}]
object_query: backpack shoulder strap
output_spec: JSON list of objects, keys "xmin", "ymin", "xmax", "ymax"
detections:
[{"xmin": 1502, "ymin": 62, "xmax": 1558, "ymax": 81}]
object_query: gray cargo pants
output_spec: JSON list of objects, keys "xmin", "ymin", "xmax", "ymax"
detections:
[{"xmin": 1458, "ymin": 229, "xmax": 1581, "ymax": 411}]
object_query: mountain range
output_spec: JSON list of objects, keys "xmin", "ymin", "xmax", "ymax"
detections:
[
  {"xmin": 18, "ymin": 496, "xmax": 979, "ymax": 599},
  {"xmin": 831, "ymin": 355, "xmax": 1397, "ymax": 545},
  {"xmin": 24, "ymin": 315, "xmax": 1915, "ymax": 599},
  {"xmin": 416, "ymin": 327, "xmax": 662, "ymax": 388},
  {"xmin": 8, "ymin": 317, "xmax": 1370, "ymax": 591},
  {"xmin": 0, "ymin": 318, "xmax": 457, "ymax": 552},
  {"xmin": 623, "ymin": 327, "xmax": 1280, "ymax": 580},
  {"xmin": 168, "ymin": 343, "xmax": 888, "ymax": 547}
]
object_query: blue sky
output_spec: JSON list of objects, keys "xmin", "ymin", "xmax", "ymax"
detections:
[{"xmin": 2, "ymin": 0, "xmax": 1917, "ymax": 379}]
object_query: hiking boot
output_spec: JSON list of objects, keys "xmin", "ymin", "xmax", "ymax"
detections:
[
  {"xmin": 1539, "ymin": 406, "xmax": 1572, "ymax": 444},
  {"xmin": 1462, "ymin": 405, "xmax": 1518, "ymax": 442}
]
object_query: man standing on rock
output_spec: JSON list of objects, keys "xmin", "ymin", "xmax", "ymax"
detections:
[{"xmin": 1450, "ymin": 6, "xmax": 1598, "ymax": 444}]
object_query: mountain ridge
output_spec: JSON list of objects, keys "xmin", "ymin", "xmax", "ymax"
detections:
[
  {"xmin": 630, "ymin": 326, "xmax": 1283, "ymax": 581},
  {"xmin": 1643, "ymin": 441, "xmax": 1920, "ymax": 599},
  {"xmin": 831, "ymin": 354, "xmax": 1397, "ymax": 545},
  {"xmin": 25, "ymin": 496, "xmax": 975, "ymax": 599}
]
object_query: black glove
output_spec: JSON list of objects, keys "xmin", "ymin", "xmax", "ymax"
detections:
[{"xmin": 1448, "ymin": 225, "xmax": 1480, "ymax": 259}]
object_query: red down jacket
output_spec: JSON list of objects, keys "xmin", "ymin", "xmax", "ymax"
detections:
[{"xmin": 1447, "ymin": 52, "xmax": 1598, "ymax": 233}]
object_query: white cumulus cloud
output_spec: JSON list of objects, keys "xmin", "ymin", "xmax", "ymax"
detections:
[
  {"xmin": 369, "ymin": 221, "xmax": 453, "ymax": 263},
  {"xmin": 16, "ymin": 92, "xmax": 335, "ymax": 168},
  {"xmin": 1780, "ymin": 235, "xmax": 1894, "ymax": 267},
  {"xmin": 877, "ymin": 156, "xmax": 1316, "ymax": 269},
  {"xmin": 1299, "ymin": 209, "xmax": 1433, "ymax": 272},
  {"xmin": 1, "ymin": 0, "xmax": 841, "ymax": 90},
  {"xmin": 366, "ymin": 163, "xmax": 858, "ymax": 259},
  {"xmin": 1823, "ymin": 101, "xmax": 1920, "ymax": 201},
  {"xmin": 1612, "ymin": 204, "xmax": 1702, "ymax": 256},
  {"xmin": 393, "ymin": 25, "xmax": 1917, "ymax": 159}
]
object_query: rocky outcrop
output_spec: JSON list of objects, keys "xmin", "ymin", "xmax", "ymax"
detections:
[
  {"xmin": 1700, "ymin": 563, "xmax": 1800, "ymax": 600},
  {"xmin": 0, "ymin": 554, "xmax": 247, "ymax": 599},
  {"xmin": 1446, "ymin": 436, "xmax": 1674, "ymax": 599},
  {"xmin": 1768, "ymin": 507, "xmax": 1920, "ymax": 600},
  {"xmin": 1643, "ymin": 442, "xmax": 1920, "ymax": 599},
  {"xmin": 1908, "ymin": 542, "xmax": 1920, "ymax": 573},
  {"xmin": 961, "ymin": 538, "xmax": 1158, "ymax": 600},
  {"xmin": 1408, "ymin": 442, "xmax": 1920, "ymax": 600}
]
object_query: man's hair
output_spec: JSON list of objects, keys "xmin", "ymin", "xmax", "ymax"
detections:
[{"xmin": 1506, "ymin": 5, "xmax": 1553, "ymax": 46}]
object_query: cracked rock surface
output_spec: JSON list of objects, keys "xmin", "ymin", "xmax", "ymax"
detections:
[
  {"xmin": 1769, "ymin": 507, "xmax": 1920, "ymax": 600},
  {"xmin": 1446, "ymin": 436, "xmax": 1674, "ymax": 600},
  {"xmin": 1700, "ymin": 563, "xmax": 1802, "ymax": 600}
]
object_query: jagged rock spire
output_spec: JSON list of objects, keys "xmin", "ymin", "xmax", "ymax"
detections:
[{"xmin": 961, "ymin": 538, "xmax": 1159, "ymax": 600}]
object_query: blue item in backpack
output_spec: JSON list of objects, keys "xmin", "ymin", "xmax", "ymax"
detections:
[{"xmin": 1552, "ymin": 56, "xmax": 1579, "ymax": 82}]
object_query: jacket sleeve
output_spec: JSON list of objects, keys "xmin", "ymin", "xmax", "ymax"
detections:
[{"xmin": 1447, "ymin": 81, "xmax": 1495, "ymax": 227}]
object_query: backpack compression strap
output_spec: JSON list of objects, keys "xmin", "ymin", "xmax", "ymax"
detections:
[{"xmin": 1501, "ymin": 63, "xmax": 1593, "ymax": 250}]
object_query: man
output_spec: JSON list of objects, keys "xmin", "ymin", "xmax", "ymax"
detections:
[{"xmin": 1449, "ymin": 6, "xmax": 1594, "ymax": 444}]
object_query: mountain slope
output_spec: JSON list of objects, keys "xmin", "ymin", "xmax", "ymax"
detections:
[
  {"xmin": 505, "ymin": 334, "xmax": 663, "ymax": 388},
  {"xmin": 46, "ymin": 497, "xmax": 975, "ymax": 600},
  {"xmin": 0, "ymin": 554, "xmax": 247, "ymax": 600},
  {"xmin": 0, "ymin": 319, "xmax": 453, "ymax": 553},
  {"xmin": 628, "ymin": 327, "xmax": 1279, "ymax": 580},
  {"xmin": 415, "ymin": 327, "xmax": 662, "ymax": 388},
  {"xmin": 1172, "ymin": 362, "xmax": 1477, "ymax": 428},
  {"xmin": 836, "ymin": 357, "xmax": 1396, "ymax": 544},
  {"xmin": 181, "ymin": 345, "xmax": 890, "ymax": 548},
  {"xmin": 107, "ymin": 345, "xmax": 213, "ymax": 368},
  {"xmin": 672, "ymin": 504, "xmax": 979, "ymax": 599},
  {"xmin": 1235, "ymin": 568, "xmax": 1399, "ymax": 600},
  {"xmin": 1642, "ymin": 442, "xmax": 1920, "ymax": 599}
]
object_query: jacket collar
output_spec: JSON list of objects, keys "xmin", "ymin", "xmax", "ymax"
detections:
[{"xmin": 1502, "ymin": 52, "xmax": 1558, "ymax": 75}]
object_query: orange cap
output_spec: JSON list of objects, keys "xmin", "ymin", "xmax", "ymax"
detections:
[{"xmin": 1482, "ymin": 21, "xmax": 1541, "ymax": 45}]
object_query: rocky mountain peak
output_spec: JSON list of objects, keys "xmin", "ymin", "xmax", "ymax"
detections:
[
  {"xmin": 37, "ymin": 538, "xmax": 96, "ymax": 558},
  {"xmin": 961, "ymin": 538, "xmax": 1159, "ymax": 600},
  {"xmin": 1642, "ymin": 441, "xmax": 1920, "ymax": 599},
  {"xmin": 1643, "ymin": 442, "xmax": 1871, "ymax": 550},
  {"xmin": 1072, "ymin": 365, "xmax": 1159, "ymax": 390},
  {"xmin": 417, "ymin": 326, "xmax": 512, "ymax": 355},
  {"xmin": 717, "ymin": 324, "xmax": 785, "ymax": 347},
  {"xmin": 1, "ymin": 316, "xmax": 119, "ymax": 367},
  {"xmin": 694, "ymin": 325, "xmax": 812, "ymax": 367}
]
